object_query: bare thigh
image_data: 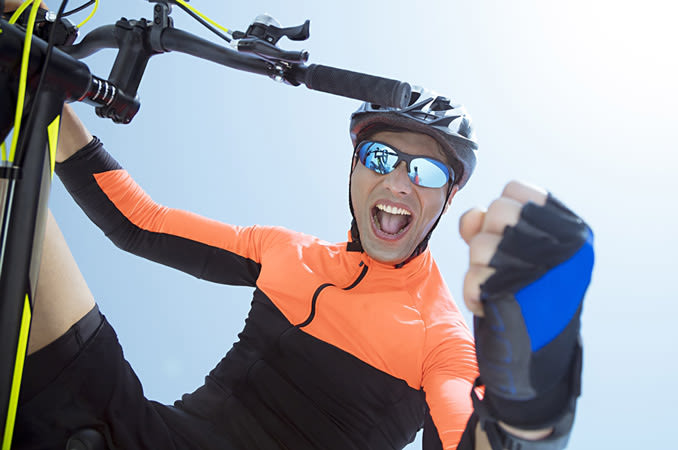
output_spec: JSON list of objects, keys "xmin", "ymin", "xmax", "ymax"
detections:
[{"xmin": 27, "ymin": 210, "xmax": 95, "ymax": 355}]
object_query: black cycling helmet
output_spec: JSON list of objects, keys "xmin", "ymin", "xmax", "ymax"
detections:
[
  {"xmin": 347, "ymin": 86, "xmax": 479, "ymax": 266},
  {"xmin": 350, "ymin": 86, "xmax": 478, "ymax": 188}
]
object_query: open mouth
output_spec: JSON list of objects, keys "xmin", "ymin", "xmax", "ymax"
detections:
[{"xmin": 371, "ymin": 203, "xmax": 413, "ymax": 239}]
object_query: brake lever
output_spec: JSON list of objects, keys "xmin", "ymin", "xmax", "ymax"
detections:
[
  {"xmin": 235, "ymin": 38, "xmax": 309, "ymax": 64},
  {"xmin": 231, "ymin": 14, "xmax": 310, "ymax": 64},
  {"xmin": 234, "ymin": 14, "xmax": 309, "ymax": 44}
]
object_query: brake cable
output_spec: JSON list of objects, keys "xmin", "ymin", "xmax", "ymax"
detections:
[
  {"xmin": 11, "ymin": 0, "xmax": 72, "ymax": 165},
  {"xmin": 6, "ymin": 0, "xmax": 42, "ymax": 164},
  {"xmin": 62, "ymin": 0, "xmax": 94, "ymax": 18},
  {"xmin": 8, "ymin": 0, "xmax": 97, "ymax": 24},
  {"xmin": 75, "ymin": 0, "xmax": 96, "ymax": 29},
  {"xmin": 6, "ymin": 0, "xmax": 31, "ymax": 25},
  {"xmin": 173, "ymin": 0, "xmax": 232, "ymax": 43}
]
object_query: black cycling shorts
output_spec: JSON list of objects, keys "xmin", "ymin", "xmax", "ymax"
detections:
[{"xmin": 14, "ymin": 305, "xmax": 183, "ymax": 450}]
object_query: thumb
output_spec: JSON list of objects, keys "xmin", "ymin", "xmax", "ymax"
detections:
[{"xmin": 459, "ymin": 208, "xmax": 485, "ymax": 245}]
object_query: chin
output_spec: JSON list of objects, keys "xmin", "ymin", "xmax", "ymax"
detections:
[{"xmin": 362, "ymin": 241, "xmax": 412, "ymax": 265}]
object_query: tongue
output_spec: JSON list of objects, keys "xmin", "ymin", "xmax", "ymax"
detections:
[{"xmin": 377, "ymin": 210, "xmax": 409, "ymax": 235}]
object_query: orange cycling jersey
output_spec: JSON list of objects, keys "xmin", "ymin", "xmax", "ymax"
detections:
[{"xmin": 56, "ymin": 138, "xmax": 479, "ymax": 449}]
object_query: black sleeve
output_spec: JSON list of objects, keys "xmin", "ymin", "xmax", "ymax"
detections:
[{"xmin": 55, "ymin": 137, "xmax": 262, "ymax": 286}]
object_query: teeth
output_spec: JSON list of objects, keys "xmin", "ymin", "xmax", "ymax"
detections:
[{"xmin": 376, "ymin": 204, "xmax": 411, "ymax": 216}]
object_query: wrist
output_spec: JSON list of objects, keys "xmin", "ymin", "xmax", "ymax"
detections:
[{"xmin": 57, "ymin": 104, "xmax": 93, "ymax": 162}]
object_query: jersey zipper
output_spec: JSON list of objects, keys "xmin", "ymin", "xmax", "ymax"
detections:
[{"xmin": 296, "ymin": 261, "xmax": 369, "ymax": 328}]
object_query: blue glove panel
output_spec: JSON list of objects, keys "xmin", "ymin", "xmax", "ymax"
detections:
[{"xmin": 516, "ymin": 230, "xmax": 594, "ymax": 352}]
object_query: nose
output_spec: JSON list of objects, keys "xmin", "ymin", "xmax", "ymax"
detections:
[{"xmin": 382, "ymin": 162, "xmax": 412, "ymax": 196}]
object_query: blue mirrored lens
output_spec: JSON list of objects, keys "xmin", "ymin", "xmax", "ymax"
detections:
[
  {"xmin": 360, "ymin": 142, "xmax": 399, "ymax": 175},
  {"xmin": 357, "ymin": 141, "xmax": 451, "ymax": 188},
  {"xmin": 408, "ymin": 158, "xmax": 450, "ymax": 188}
]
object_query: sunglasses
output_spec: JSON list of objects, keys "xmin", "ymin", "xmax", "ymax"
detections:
[{"xmin": 356, "ymin": 141, "xmax": 453, "ymax": 188}]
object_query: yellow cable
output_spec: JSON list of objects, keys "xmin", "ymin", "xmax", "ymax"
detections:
[
  {"xmin": 2, "ymin": 4, "xmax": 51, "ymax": 447},
  {"xmin": 76, "ymin": 0, "xmax": 99, "ymax": 29},
  {"xmin": 175, "ymin": 0, "xmax": 230, "ymax": 34},
  {"xmin": 7, "ymin": 0, "xmax": 34, "ymax": 24},
  {"xmin": 8, "ymin": 0, "xmax": 41, "ymax": 163},
  {"xmin": 1, "ymin": 141, "xmax": 6, "ymax": 161},
  {"xmin": 1, "ymin": 295, "xmax": 32, "ymax": 450}
]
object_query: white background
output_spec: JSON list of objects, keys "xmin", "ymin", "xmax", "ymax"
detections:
[{"xmin": 44, "ymin": 0, "xmax": 678, "ymax": 448}]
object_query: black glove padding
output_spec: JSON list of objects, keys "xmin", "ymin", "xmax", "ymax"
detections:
[{"xmin": 474, "ymin": 193, "xmax": 593, "ymax": 429}]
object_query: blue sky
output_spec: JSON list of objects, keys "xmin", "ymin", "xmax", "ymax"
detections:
[{"xmin": 45, "ymin": 0, "xmax": 677, "ymax": 448}]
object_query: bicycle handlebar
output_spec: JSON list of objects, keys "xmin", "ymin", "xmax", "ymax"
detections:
[
  {"xmin": 63, "ymin": 21, "xmax": 412, "ymax": 108},
  {"xmin": 289, "ymin": 64, "xmax": 412, "ymax": 111},
  {"xmin": 0, "ymin": 10, "xmax": 412, "ymax": 126},
  {"xmin": 0, "ymin": 18, "xmax": 91, "ymax": 102}
]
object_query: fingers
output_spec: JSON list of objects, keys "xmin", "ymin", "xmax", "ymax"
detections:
[
  {"xmin": 459, "ymin": 208, "xmax": 485, "ymax": 245},
  {"xmin": 481, "ymin": 197, "xmax": 522, "ymax": 235},
  {"xmin": 502, "ymin": 180, "xmax": 547, "ymax": 206},
  {"xmin": 463, "ymin": 232, "xmax": 502, "ymax": 317},
  {"xmin": 469, "ymin": 232, "xmax": 502, "ymax": 266},
  {"xmin": 463, "ymin": 265, "xmax": 494, "ymax": 317},
  {"xmin": 461, "ymin": 180, "xmax": 548, "ymax": 318},
  {"xmin": 460, "ymin": 180, "xmax": 544, "ymax": 242}
]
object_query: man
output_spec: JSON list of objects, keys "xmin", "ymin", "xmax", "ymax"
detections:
[{"xmin": 6, "ymin": 4, "xmax": 592, "ymax": 449}]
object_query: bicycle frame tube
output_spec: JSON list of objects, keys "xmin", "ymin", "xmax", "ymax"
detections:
[{"xmin": 0, "ymin": 88, "xmax": 64, "ymax": 450}]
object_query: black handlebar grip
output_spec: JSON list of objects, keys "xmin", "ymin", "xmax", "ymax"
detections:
[{"xmin": 302, "ymin": 64, "xmax": 411, "ymax": 109}]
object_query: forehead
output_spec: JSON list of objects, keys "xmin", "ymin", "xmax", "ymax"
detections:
[{"xmin": 369, "ymin": 131, "xmax": 445, "ymax": 161}]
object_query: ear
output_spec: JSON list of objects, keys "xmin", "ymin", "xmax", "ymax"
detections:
[{"xmin": 442, "ymin": 184, "xmax": 460, "ymax": 215}]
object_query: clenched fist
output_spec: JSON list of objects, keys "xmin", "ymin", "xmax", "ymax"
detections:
[{"xmin": 459, "ymin": 180, "xmax": 594, "ymax": 448}]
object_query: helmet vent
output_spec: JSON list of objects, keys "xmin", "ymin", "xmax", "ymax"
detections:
[
  {"xmin": 401, "ymin": 96, "xmax": 434, "ymax": 114},
  {"xmin": 457, "ymin": 117, "xmax": 472, "ymax": 139},
  {"xmin": 430, "ymin": 97, "xmax": 452, "ymax": 111},
  {"xmin": 430, "ymin": 115, "xmax": 457, "ymax": 127}
]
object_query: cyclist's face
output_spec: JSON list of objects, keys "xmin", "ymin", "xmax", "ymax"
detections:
[{"xmin": 350, "ymin": 131, "xmax": 458, "ymax": 264}]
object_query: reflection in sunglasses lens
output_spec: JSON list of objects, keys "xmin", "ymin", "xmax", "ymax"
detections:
[{"xmin": 359, "ymin": 141, "xmax": 449, "ymax": 188}]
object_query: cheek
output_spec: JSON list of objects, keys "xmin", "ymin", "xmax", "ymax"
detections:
[
  {"xmin": 420, "ymin": 191, "xmax": 447, "ymax": 225},
  {"xmin": 350, "ymin": 171, "xmax": 368, "ymax": 214},
  {"xmin": 350, "ymin": 166, "xmax": 377, "ymax": 202}
]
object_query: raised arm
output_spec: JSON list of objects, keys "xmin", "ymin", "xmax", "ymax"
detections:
[{"xmin": 55, "ymin": 105, "xmax": 265, "ymax": 287}]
